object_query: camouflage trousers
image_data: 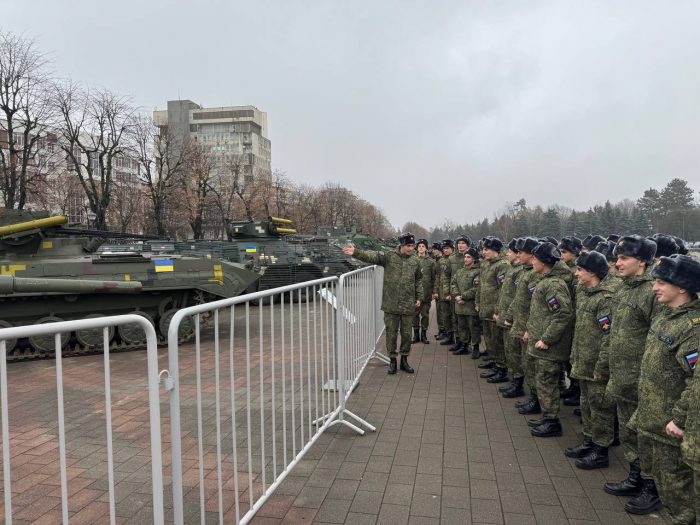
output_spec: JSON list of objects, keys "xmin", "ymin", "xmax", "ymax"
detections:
[
  {"xmin": 534, "ymin": 358, "xmax": 561, "ymax": 419},
  {"xmin": 451, "ymin": 302, "xmax": 458, "ymax": 338},
  {"xmin": 504, "ymin": 330, "xmax": 524, "ymax": 379},
  {"xmin": 616, "ymin": 399, "xmax": 640, "ymax": 465},
  {"xmin": 638, "ymin": 435, "xmax": 695, "ymax": 525},
  {"xmin": 455, "ymin": 314, "xmax": 482, "ymax": 346},
  {"xmin": 693, "ymin": 469, "xmax": 700, "ymax": 523},
  {"xmin": 521, "ymin": 338, "xmax": 537, "ymax": 395},
  {"xmin": 384, "ymin": 313, "xmax": 413, "ymax": 358},
  {"xmin": 413, "ymin": 301, "xmax": 431, "ymax": 330},
  {"xmin": 579, "ymin": 380, "xmax": 615, "ymax": 447},
  {"xmin": 483, "ymin": 321, "xmax": 506, "ymax": 368},
  {"xmin": 437, "ymin": 300, "xmax": 452, "ymax": 333}
]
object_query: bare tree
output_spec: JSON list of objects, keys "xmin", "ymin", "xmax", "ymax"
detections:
[
  {"xmin": 180, "ymin": 141, "xmax": 214, "ymax": 239},
  {"xmin": 53, "ymin": 81, "xmax": 135, "ymax": 229},
  {"xmin": 0, "ymin": 31, "xmax": 57, "ymax": 209},
  {"xmin": 259, "ymin": 169, "xmax": 291, "ymax": 218}
]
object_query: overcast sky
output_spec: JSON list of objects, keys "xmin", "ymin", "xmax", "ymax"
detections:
[{"xmin": 3, "ymin": 0, "xmax": 699, "ymax": 229}]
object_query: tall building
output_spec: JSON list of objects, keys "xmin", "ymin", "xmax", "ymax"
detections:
[{"xmin": 153, "ymin": 100, "xmax": 272, "ymax": 182}]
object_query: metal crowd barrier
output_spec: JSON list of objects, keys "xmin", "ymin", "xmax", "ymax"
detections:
[{"xmin": 0, "ymin": 315, "xmax": 165, "ymax": 525}]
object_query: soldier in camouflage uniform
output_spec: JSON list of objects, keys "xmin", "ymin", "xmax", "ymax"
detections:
[
  {"xmin": 446, "ymin": 235, "xmax": 471, "ymax": 349},
  {"xmin": 603, "ymin": 235, "xmax": 660, "ymax": 510},
  {"xmin": 431, "ymin": 242, "xmax": 445, "ymax": 338},
  {"xmin": 496, "ymin": 239, "xmax": 525, "ymax": 396},
  {"xmin": 505, "ymin": 238, "xmax": 543, "ymax": 414},
  {"xmin": 564, "ymin": 251, "xmax": 616, "ymax": 469},
  {"xmin": 476, "ymin": 237, "xmax": 510, "ymax": 383},
  {"xmin": 525, "ymin": 242, "xmax": 574, "ymax": 437},
  {"xmin": 450, "ymin": 247, "xmax": 481, "ymax": 356},
  {"xmin": 343, "ymin": 233, "xmax": 423, "ymax": 375},
  {"xmin": 558, "ymin": 236, "xmax": 584, "ymax": 406},
  {"xmin": 631, "ymin": 255, "xmax": 700, "ymax": 522},
  {"xmin": 413, "ymin": 239, "xmax": 435, "ymax": 345},
  {"xmin": 436, "ymin": 240, "xmax": 455, "ymax": 345}
]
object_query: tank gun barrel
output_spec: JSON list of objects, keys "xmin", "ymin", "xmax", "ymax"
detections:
[
  {"xmin": 0, "ymin": 216, "xmax": 68, "ymax": 237},
  {"xmin": 269, "ymin": 216, "xmax": 293, "ymax": 225},
  {"xmin": 0, "ymin": 275, "xmax": 142, "ymax": 294},
  {"xmin": 276, "ymin": 227, "xmax": 298, "ymax": 234}
]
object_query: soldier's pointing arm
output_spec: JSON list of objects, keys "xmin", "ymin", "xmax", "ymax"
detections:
[{"xmin": 352, "ymin": 248, "xmax": 388, "ymax": 267}]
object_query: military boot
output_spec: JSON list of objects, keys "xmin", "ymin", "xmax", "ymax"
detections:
[
  {"xmin": 603, "ymin": 462, "xmax": 643, "ymax": 497},
  {"xmin": 478, "ymin": 360, "xmax": 495, "ymax": 369},
  {"xmin": 387, "ymin": 358, "xmax": 398, "ymax": 375},
  {"xmin": 470, "ymin": 344, "xmax": 481, "ymax": 359},
  {"xmin": 518, "ymin": 395, "xmax": 541, "ymax": 415},
  {"xmin": 400, "ymin": 355, "xmax": 414, "ymax": 374},
  {"xmin": 454, "ymin": 344, "xmax": 471, "ymax": 356},
  {"xmin": 575, "ymin": 445, "xmax": 609, "ymax": 470},
  {"xmin": 560, "ymin": 378, "xmax": 580, "ymax": 398},
  {"xmin": 564, "ymin": 436, "xmax": 594, "ymax": 458},
  {"xmin": 486, "ymin": 368, "xmax": 509, "ymax": 383},
  {"xmin": 480, "ymin": 368, "xmax": 498, "ymax": 379},
  {"xmin": 440, "ymin": 332, "xmax": 455, "ymax": 345},
  {"xmin": 501, "ymin": 377, "xmax": 525, "ymax": 398},
  {"xmin": 412, "ymin": 328, "xmax": 420, "ymax": 344},
  {"xmin": 450, "ymin": 340, "xmax": 463, "ymax": 352},
  {"xmin": 530, "ymin": 418, "xmax": 562, "ymax": 437},
  {"xmin": 420, "ymin": 329, "xmax": 430, "ymax": 344},
  {"xmin": 435, "ymin": 331, "xmax": 446, "ymax": 341},
  {"xmin": 527, "ymin": 417, "xmax": 548, "ymax": 428},
  {"xmin": 624, "ymin": 479, "xmax": 661, "ymax": 515}
]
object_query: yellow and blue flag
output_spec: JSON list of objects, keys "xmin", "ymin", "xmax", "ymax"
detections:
[
  {"xmin": 245, "ymin": 246, "xmax": 257, "ymax": 253},
  {"xmin": 154, "ymin": 259, "xmax": 174, "ymax": 272}
]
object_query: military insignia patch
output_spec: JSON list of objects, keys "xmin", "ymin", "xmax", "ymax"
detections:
[
  {"xmin": 692, "ymin": 317, "xmax": 700, "ymax": 326},
  {"xmin": 497, "ymin": 273, "xmax": 506, "ymax": 284},
  {"xmin": 684, "ymin": 351, "xmax": 698, "ymax": 371},
  {"xmin": 528, "ymin": 285, "xmax": 536, "ymax": 294},
  {"xmin": 547, "ymin": 296, "xmax": 561, "ymax": 312},
  {"xmin": 597, "ymin": 316, "xmax": 611, "ymax": 333}
]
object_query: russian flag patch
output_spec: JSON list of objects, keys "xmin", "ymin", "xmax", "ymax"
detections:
[
  {"xmin": 684, "ymin": 351, "xmax": 698, "ymax": 372},
  {"xmin": 547, "ymin": 296, "xmax": 560, "ymax": 312},
  {"xmin": 597, "ymin": 316, "xmax": 611, "ymax": 333}
]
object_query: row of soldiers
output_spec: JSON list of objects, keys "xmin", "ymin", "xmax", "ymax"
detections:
[{"xmin": 344, "ymin": 232, "xmax": 700, "ymax": 524}]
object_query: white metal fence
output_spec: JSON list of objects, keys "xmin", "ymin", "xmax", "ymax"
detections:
[{"xmin": 0, "ymin": 314, "xmax": 165, "ymax": 525}]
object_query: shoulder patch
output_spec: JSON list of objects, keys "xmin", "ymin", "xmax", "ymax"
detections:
[
  {"xmin": 497, "ymin": 273, "xmax": 506, "ymax": 284},
  {"xmin": 597, "ymin": 315, "xmax": 611, "ymax": 333},
  {"xmin": 692, "ymin": 317, "xmax": 700, "ymax": 326},
  {"xmin": 683, "ymin": 350, "xmax": 698, "ymax": 372},
  {"xmin": 547, "ymin": 296, "xmax": 561, "ymax": 312}
]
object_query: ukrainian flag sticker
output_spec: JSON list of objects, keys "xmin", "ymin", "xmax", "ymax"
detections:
[
  {"xmin": 154, "ymin": 259, "xmax": 174, "ymax": 272},
  {"xmin": 245, "ymin": 246, "xmax": 257, "ymax": 253}
]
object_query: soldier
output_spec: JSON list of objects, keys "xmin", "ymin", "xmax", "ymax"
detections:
[
  {"xmin": 413, "ymin": 239, "xmax": 435, "ymax": 344},
  {"xmin": 603, "ymin": 235, "xmax": 659, "ymax": 513},
  {"xmin": 582, "ymin": 234, "xmax": 605, "ymax": 253},
  {"xmin": 564, "ymin": 251, "xmax": 616, "ymax": 469},
  {"xmin": 447, "ymin": 235, "xmax": 471, "ymax": 350},
  {"xmin": 437, "ymin": 239, "xmax": 455, "ymax": 345},
  {"xmin": 496, "ymin": 239, "xmax": 525, "ymax": 396},
  {"xmin": 506, "ymin": 238, "xmax": 543, "ymax": 413},
  {"xmin": 632, "ymin": 255, "xmax": 700, "ymax": 522},
  {"xmin": 451, "ymin": 246, "xmax": 482, "ymax": 356},
  {"xmin": 343, "ymin": 233, "xmax": 422, "ymax": 375},
  {"xmin": 558, "ymin": 236, "xmax": 583, "ymax": 404},
  {"xmin": 476, "ymin": 237, "xmax": 510, "ymax": 383},
  {"xmin": 431, "ymin": 242, "xmax": 446, "ymax": 339},
  {"xmin": 525, "ymin": 242, "xmax": 574, "ymax": 437}
]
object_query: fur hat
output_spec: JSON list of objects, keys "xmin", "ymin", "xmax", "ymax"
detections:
[
  {"xmin": 397, "ymin": 233, "xmax": 415, "ymax": 246},
  {"xmin": 455, "ymin": 235, "xmax": 471, "ymax": 246},
  {"xmin": 532, "ymin": 242, "xmax": 561, "ymax": 266},
  {"xmin": 442, "ymin": 239, "xmax": 455, "ymax": 249},
  {"xmin": 465, "ymin": 246, "xmax": 480, "ymax": 259},
  {"xmin": 416, "ymin": 238, "xmax": 429, "ymax": 249},
  {"xmin": 613, "ymin": 235, "xmax": 657, "ymax": 265},
  {"xmin": 507, "ymin": 238, "xmax": 519, "ymax": 252},
  {"xmin": 583, "ymin": 234, "xmax": 606, "ymax": 251},
  {"xmin": 558, "ymin": 236, "xmax": 583, "ymax": 255},
  {"xmin": 575, "ymin": 251, "xmax": 609, "ymax": 279},
  {"xmin": 517, "ymin": 237, "xmax": 540, "ymax": 254},
  {"xmin": 652, "ymin": 234, "xmax": 679, "ymax": 258},
  {"xmin": 595, "ymin": 240, "xmax": 617, "ymax": 262},
  {"xmin": 431, "ymin": 242, "xmax": 443, "ymax": 251},
  {"xmin": 539, "ymin": 236, "xmax": 559, "ymax": 245},
  {"xmin": 673, "ymin": 236, "xmax": 689, "ymax": 255},
  {"xmin": 483, "ymin": 236, "xmax": 504, "ymax": 252},
  {"xmin": 651, "ymin": 255, "xmax": 700, "ymax": 295},
  {"xmin": 606, "ymin": 234, "xmax": 620, "ymax": 243}
]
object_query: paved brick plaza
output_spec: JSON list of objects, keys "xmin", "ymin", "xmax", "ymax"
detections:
[{"xmin": 0, "ymin": 312, "xmax": 671, "ymax": 525}]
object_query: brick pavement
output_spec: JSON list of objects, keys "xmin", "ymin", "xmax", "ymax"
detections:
[{"xmin": 0, "ymin": 307, "xmax": 672, "ymax": 524}]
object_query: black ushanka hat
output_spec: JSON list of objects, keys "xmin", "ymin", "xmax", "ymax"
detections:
[
  {"xmin": 651, "ymin": 255, "xmax": 700, "ymax": 295},
  {"xmin": 575, "ymin": 251, "xmax": 609, "ymax": 279},
  {"xmin": 613, "ymin": 235, "xmax": 656, "ymax": 265},
  {"xmin": 483, "ymin": 236, "xmax": 504, "ymax": 252},
  {"xmin": 532, "ymin": 242, "xmax": 561, "ymax": 266},
  {"xmin": 652, "ymin": 233, "xmax": 679, "ymax": 258},
  {"xmin": 583, "ymin": 234, "xmax": 605, "ymax": 251},
  {"xmin": 558, "ymin": 236, "xmax": 583, "ymax": 255}
]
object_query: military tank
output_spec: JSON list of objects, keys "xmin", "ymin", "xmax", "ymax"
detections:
[
  {"xmin": 0, "ymin": 210, "xmax": 260, "ymax": 360},
  {"xmin": 288, "ymin": 234, "xmax": 363, "ymax": 276}
]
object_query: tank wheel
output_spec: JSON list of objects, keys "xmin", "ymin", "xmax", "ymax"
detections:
[
  {"xmin": 75, "ymin": 314, "xmax": 116, "ymax": 350},
  {"xmin": 0, "ymin": 320, "xmax": 17, "ymax": 354},
  {"xmin": 28, "ymin": 316, "xmax": 70, "ymax": 357},
  {"xmin": 117, "ymin": 312, "xmax": 155, "ymax": 346},
  {"xmin": 159, "ymin": 309, "xmax": 195, "ymax": 343}
]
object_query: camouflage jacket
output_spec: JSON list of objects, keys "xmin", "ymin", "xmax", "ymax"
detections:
[
  {"xmin": 476, "ymin": 255, "xmax": 509, "ymax": 321},
  {"xmin": 432, "ymin": 257, "xmax": 442, "ymax": 296},
  {"xmin": 606, "ymin": 268, "xmax": 658, "ymax": 403},
  {"xmin": 353, "ymin": 248, "xmax": 422, "ymax": 315},
  {"xmin": 570, "ymin": 279, "xmax": 615, "ymax": 381},
  {"xmin": 415, "ymin": 254, "xmax": 435, "ymax": 302},
  {"xmin": 448, "ymin": 251, "xmax": 467, "ymax": 280},
  {"xmin": 526, "ymin": 271, "xmax": 574, "ymax": 362},
  {"xmin": 507, "ymin": 265, "xmax": 542, "ymax": 338},
  {"xmin": 552, "ymin": 260, "xmax": 574, "ymax": 295},
  {"xmin": 496, "ymin": 262, "xmax": 524, "ymax": 327},
  {"xmin": 631, "ymin": 298, "xmax": 700, "ymax": 447},
  {"xmin": 436, "ymin": 256, "xmax": 452, "ymax": 299},
  {"xmin": 680, "ymin": 342, "xmax": 700, "ymax": 468},
  {"xmin": 451, "ymin": 263, "xmax": 480, "ymax": 316}
]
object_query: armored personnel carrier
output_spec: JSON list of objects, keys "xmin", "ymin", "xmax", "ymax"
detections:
[
  {"xmin": 0, "ymin": 210, "xmax": 260, "ymax": 360},
  {"xmin": 316, "ymin": 225, "xmax": 391, "ymax": 252},
  {"xmin": 288, "ymin": 234, "xmax": 362, "ymax": 276}
]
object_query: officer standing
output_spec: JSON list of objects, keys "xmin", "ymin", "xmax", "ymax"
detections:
[
  {"xmin": 633, "ymin": 255, "xmax": 700, "ymax": 522},
  {"xmin": 558, "ymin": 236, "xmax": 583, "ymax": 406},
  {"xmin": 343, "ymin": 233, "xmax": 422, "ymax": 375},
  {"xmin": 525, "ymin": 242, "xmax": 574, "ymax": 437},
  {"xmin": 603, "ymin": 235, "xmax": 659, "ymax": 513},
  {"xmin": 413, "ymin": 239, "xmax": 435, "ymax": 344}
]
